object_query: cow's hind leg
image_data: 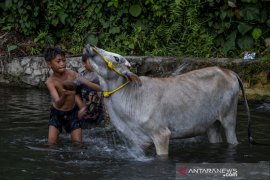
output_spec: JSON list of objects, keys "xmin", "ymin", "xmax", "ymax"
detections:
[
  {"xmin": 220, "ymin": 111, "xmax": 238, "ymax": 145},
  {"xmin": 207, "ymin": 121, "xmax": 223, "ymax": 143},
  {"xmin": 151, "ymin": 127, "xmax": 171, "ymax": 156}
]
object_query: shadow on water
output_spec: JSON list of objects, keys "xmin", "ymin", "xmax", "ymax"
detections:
[{"xmin": 0, "ymin": 87, "xmax": 269, "ymax": 179}]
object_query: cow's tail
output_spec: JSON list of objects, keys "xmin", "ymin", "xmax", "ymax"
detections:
[{"xmin": 236, "ymin": 74, "xmax": 257, "ymax": 144}]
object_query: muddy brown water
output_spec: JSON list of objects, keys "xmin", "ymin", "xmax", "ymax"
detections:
[{"xmin": 0, "ymin": 87, "xmax": 269, "ymax": 179}]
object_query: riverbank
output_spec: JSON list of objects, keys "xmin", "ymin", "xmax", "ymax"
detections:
[{"xmin": 0, "ymin": 55, "xmax": 269, "ymax": 101}]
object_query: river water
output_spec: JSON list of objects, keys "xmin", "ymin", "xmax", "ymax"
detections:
[{"xmin": 0, "ymin": 87, "xmax": 269, "ymax": 179}]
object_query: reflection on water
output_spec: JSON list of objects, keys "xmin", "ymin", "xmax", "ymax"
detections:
[{"xmin": 0, "ymin": 87, "xmax": 269, "ymax": 179}]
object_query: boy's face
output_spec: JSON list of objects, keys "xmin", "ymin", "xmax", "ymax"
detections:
[
  {"xmin": 47, "ymin": 54, "xmax": 66, "ymax": 73},
  {"xmin": 83, "ymin": 61, "xmax": 92, "ymax": 72}
]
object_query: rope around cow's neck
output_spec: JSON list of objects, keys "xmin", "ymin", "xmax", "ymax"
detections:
[
  {"xmin": 92, "ymin": 47, "xmax": 130, "ymax": 98},
  {"xmin": 103, "ymin": 81, "xmax": 130, "ymax": 97}
]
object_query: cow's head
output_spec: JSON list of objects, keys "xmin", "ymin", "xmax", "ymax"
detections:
[{"xmin": 83, "ymin": 44, "xmax": 141, "ymax": 86}]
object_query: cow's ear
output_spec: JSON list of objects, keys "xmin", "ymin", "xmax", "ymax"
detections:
[{"xmin": 127, "ymin": 73, "xmax": 142, "ymax": 86}]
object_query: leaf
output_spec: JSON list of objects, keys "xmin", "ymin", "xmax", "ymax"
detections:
[
  {"xmin": 240, "ymin": 5, "xmax": 260, "ymax": 21},
  {"xmin": 59, "ymin": 13, "xmax": 68, "ymax": 25},
  {"xmin": 107, "ymin": 2, "xmax": 114, "ymax": 7},
  {"xmin": 175, "ymin": 0, "xmax": 181, "ymax": 5},
  {"xmin": 5, "ymin": 0, "xmax": 12, "ymax": 8},
  {"xmin": 214, "ymin": 35, "xmax": 225, "ymax": 47},
  {"xmin": 267, "ymin": 19, "xmax": 270, "ymax": 28},
  {"xmin": 260, "ymin": 9, "xmax": 267, "ymax": 23},
  {"xmin": 128, "ymin": 43, "xmax": 134, "ymax": 49},
  {"xmin": 129, "ymin": 4, "xmax": 142, "ymax": 17},
  {"xmin": 237, "ymin": 36, "xmax": 254, "ymax": 49},
  {"xmin": 239, "ymin": 0, "xmax": 258, "ymax": 3},
  {"xmin": 220, "ymin": 11, "xmax": 227, "ymax": 20},
  {"xmin": 18, "ymin": 0, "xmax": 23, "ymax": 8},
  {"xmin": 221, "ymin": 31, "xmax": 237, "ymax": 55},
  {"xmin": 102, "ymin": 21, "xmax": 110, "ymax": 28},
  {"xmin": 7, "ymin": 45, "xmax": 18, "ymax": 52},
  {"xmin": 237, "ymin": 23, "xmax": 252, "ymax": 35},
  {"xmin": 52, "ymin": 19, "xmax": 58, "ymax": 26},
  {"xmin": 109, "ymin": 27, "xmax": 120, "ymax": 34},
  {"xmin": 251, "ymin": 27, "xmax": 262, "ymax": 40},
  {"xmin": 86, "ymin": 35, "xmax": 98, "ymax": 45}
]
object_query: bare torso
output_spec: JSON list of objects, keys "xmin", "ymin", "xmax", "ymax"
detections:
[{"xmin": 46, "ymin": 69, "xmax": 78, "ymax": 111}]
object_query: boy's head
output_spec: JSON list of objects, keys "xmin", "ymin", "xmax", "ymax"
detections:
[
  {"xmin": 44, "ymin": 47, "xmax": 65, "ymax": 62},
  {"xmin": 44, "ymin": 47, "xmax": 66, "ymax": 73},
  {"xmin": 81, "ymin": 54, "xmax": 92, "ymax": 71}
]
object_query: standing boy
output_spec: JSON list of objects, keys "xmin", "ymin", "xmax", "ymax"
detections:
[{"xmin": 44, "ymin": 47, "xmax": 87, "ymax": 144}]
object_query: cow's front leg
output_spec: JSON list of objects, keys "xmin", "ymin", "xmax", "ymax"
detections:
[{"xmin": 151, "ymin": 127, "xmax": 171, "ymax": 156}]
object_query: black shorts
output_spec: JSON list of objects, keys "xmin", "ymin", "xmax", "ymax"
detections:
[{"xmin": 48, "ymin": 106, "xmax": 81, "ymax": 133}]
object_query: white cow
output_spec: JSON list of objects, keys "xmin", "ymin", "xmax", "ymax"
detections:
[{"xmin": 83, "ymin": 44, "xmax": 254, "ymax": 156}]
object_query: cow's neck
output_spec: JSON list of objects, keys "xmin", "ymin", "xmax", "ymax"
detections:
[{"xmin": 101, "ymin": 76, "xmax": 128, "ymax": 97}]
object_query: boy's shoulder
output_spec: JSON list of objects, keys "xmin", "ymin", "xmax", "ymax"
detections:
[
  {"xmin": 64, "ymin": 69, "xmax": 77, "ymax": 76},
  {"xmin": 46, "ymin": 69, "xmax": 77, "ymax": 84},
  {"xmin": 45, "ymin": 76, "xmax": 56, "ymax": 86}
]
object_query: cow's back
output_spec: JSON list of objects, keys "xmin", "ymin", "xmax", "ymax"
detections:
[{"xmin": 154, "ymin": 66, "xmax": 240, "ymax": 138}]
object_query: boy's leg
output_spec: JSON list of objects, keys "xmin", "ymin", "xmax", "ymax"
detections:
[
  {"xmin": 70, "ymin": 128, "xmax": 82, "ymax": 143},
  {"xmin": 48, "ymin": 125, "xmax": 59, "ymax": 145}
]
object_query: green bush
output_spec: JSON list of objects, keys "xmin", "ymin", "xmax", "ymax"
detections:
[{"xmin": 0, "ymin": 0, "xmax": 270, "ymax": 58}]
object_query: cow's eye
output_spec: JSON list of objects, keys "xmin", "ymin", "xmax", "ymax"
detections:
[{"xmin": 114, "ymin": 56, "xmax": 120, "ymax": 62}]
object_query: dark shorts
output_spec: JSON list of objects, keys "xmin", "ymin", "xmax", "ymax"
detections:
[{"xmin": 48, "ymin": 106, "xmax": 81, "ymax": 133}]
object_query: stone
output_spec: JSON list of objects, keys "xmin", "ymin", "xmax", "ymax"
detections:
[
  {"xmin": 33, "ymin": 69, "xmax": 42, "ymax": 76},
  {"xmin": 21, "ymin": 57, "xmax": 31, "ymax": 67},
  {"xmin": 21, "ymin": 75, "xmax": 39, "ymax": 86},
  {"xmin": 7, "ymin": 59, "xmax": 23, "ymax": 76},
  {"xmin": 264, "ymin": 37, "xmax": 270, "ymax": 47},
  {"xmin": 30, "ymin": 62, "xmax": 38, "ymax": 69},
  {"xmin": 25, "ymin": 67, "xmax": 33, "ymax": 75}
]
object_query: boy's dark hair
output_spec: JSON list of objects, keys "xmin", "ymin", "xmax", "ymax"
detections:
[
  {"xmin": 44, "ymin": 47, "xmax": 65, "ymax": 62},
  {"xmin": 82, "ymin": 54, "xmax": 89, "ymax": 63}
]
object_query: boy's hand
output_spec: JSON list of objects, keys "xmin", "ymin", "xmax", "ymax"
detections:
[
  {"xmin": 62, "ymin": 89, "xmax": 76, "ymax": 96},
  {"xmin": 78, "ymin": 106, "xmax": 87, "ymax": 120},
  {"xmin": 62, "ymin": 80, "xmax": 76, "ymax": 91},
  {"xmin": 77, "ymin": 77, "xmax": 102, "ymax": 91}
]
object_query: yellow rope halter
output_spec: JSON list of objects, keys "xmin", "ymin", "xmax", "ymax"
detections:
[{"xmin": 92, "ymin": 47, "xmax": 130, "ymax": 97}]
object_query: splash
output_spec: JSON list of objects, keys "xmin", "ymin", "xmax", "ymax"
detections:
[
  {"xmin": 83, "ymin": 126, "xmax": 153, "ymax": 162},
  {"xmin": 257, "ymin": 103, "xmax": 270, "ymax": 112}
]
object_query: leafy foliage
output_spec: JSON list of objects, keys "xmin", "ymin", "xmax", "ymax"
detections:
[
  {"xmin": 0, "ymin": 0, "xmax": 270, "ymax": 58},
  {"xmin": 202, "ymin": 0, "xmax": 270, "ymax": 57}
]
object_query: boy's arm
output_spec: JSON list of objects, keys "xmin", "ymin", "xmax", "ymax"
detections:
[
  {"xmin": 79, "ymin": 77, "xmax": 102, "ymax": 91},
  {"xmin": 75, "ymin": 94, "xmax": 87, "ymax": 119},
  {"xmin": 46, "ymin": 79, "xmax": 72, "ymax": 109},
  {"xmin": 75, "ymin": 94, "xmax": 85, "ymax": 109}
]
